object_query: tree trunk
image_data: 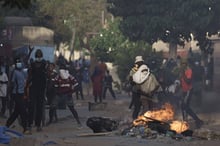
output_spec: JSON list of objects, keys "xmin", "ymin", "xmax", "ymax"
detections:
[
  {"xmin": 83, "ymin": 34, "xmax": 98, "ymax": 74},
  {"xmin": 169, "ymin": 42, "xmax": 177, "ymax": 59},
  {"xmin": 69, "ymin": 29, "xmax": 76, "ymax": 62}
]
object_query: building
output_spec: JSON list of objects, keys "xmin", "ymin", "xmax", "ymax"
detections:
[{"xmin": 0, "ymin": 16, "xmax": 54, "ymax": 62}]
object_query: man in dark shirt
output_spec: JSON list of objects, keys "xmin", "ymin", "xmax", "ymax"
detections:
[
  {"xmin": 102, "ymin": 70, "xmax": 116, "ymax": 100},
  {"xmin": 26, "ymin": 49, "xmax": 47, "ymax": 132},
  {"xmin": 192, "ymin": 60, "xmax": 205, "ymax": 104}
]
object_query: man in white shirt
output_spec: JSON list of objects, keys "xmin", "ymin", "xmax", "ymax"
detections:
[{"xmin": 0, "ymin": 67, "xmax": 8, "ymax": 117}]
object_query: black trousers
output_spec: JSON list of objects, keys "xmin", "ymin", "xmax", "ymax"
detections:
[
  {"xmin": 6, "ymin": 93, "xmax": 28, "ymax": 131},
  {"xmin": 28, "ymin": 89, "xmax": 45, "ymax": 128},
  {"xmin": 131, "ymin": 92, "xmax": 141, "ymax": 119},
  {"xmin": 181, "ymin": 90, "xmax": 201, "ymax": 123},
  {"xmin": 47, "ymin": 92, "xmax": 57, "ymax": 123},
  {"xmin": 76, "ymin": 85, "xmax": 84, "ymax": 100},
  {"xmin": 0, "ymin": 96, "xmax": 7, "ymax": 115},
  {"xmin": 102, "ymin": 86, "xmax": 116, "ymax": 99}
]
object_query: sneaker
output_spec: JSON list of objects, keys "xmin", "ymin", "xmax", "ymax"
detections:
[
  {"xmin": 77, "ymin": 124, "xmax": 83, "ymax": 129},
  {"xmin": 23, "ymin": 130, "xmax": 32, "ymax": 135}
]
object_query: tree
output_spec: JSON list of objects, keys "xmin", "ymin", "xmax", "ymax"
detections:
[
  {"xmin": 0, "ymin": 0, "xmax": 34, "ymax": 9},
  {"xmin": 35, "ymin": 0, "xmax": 73, "ymax": 46},
  {"xmin": 90, "ymin": 18, "xmax": 153, "ymax": 82},
  {"xmin": 107, "ymin": 0, "xmax": 220, "ymax": 58},
  {"xmin": 90, "ymin": 19, "xmax": 125, "ymax": 62},
  {"xmin": 36, "ymin": 0, "xmax": 111, "ymax": 60}
]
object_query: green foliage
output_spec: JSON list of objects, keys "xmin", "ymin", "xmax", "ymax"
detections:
[
  {"xmin": 35, "ymin": 0, "xmax": 74, "ymax": 44},
  {"xmin": 0, "ymin": 0, "xmax": 36, "ymax": 17},
  {"xmin": 115, "ymin": 41, "xmax": 153, "ymax": 82},
  {"xmin": 90, "ymin": 18, "xmax": 152, "ymax": 81},
  {"xmin": 0, "ymin": 0, "xmax": 34, "ymax": 9},
  {"xmin": 36, "ymin": 0, "xmax": 110, "ymax": 49},
  {"xmin": 107, "ymin": 0, "xmax": 220, "ymax": 49},
  {"xmin": 90, "ymin": 18, "xmax": 124, "ymax": 62}
]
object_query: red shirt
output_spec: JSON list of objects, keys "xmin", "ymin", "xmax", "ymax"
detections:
[
  {"xmin": 180, "ymin": 67, "xmax": 192, "ymax": 92},
  {"xmin": 54, "ymin": 75, "xmax": 78, "ymax": 95},
  {"xmin": 98, "ymin": 62, "xmax": 107, "ymax": 78}
]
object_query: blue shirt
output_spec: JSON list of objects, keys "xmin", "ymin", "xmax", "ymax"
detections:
[
  {"xmin": 11, "ymin": 69, "xmax": 27, "ymax": 94},
  {"xmin": 82, "ymin": 69, "xmax": 90, "ymax": 83}
]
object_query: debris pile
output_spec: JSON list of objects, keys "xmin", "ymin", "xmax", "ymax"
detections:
[
  {"xmin": 119, "ymin": 103, "xmax": 220, "ymax": 141},
  {"xmin": 121, "ymin": 125, "xmax": 193, "ymax": 140},
  {"xmin": 121, "ymin": 125, "xmax": 220, "ymax": 141}
]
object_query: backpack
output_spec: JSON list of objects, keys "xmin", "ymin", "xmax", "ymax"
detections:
[
  {"xmin": 132, "ymin": 64, "xmax": 150, "ymax": 84},
  {"xmin": 138, "ymin": 73, "xmax": 160, "ymax": 95},
  {"xmin": 132, "ymin": 64, "xmax": 160, "ymax": 95}
]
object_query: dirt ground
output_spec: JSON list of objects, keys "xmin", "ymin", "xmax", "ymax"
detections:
[
  {"xmin": 0, "ymin": 86, "xmax": 219, "ymax": 146},
  {"xmin": 1, "ymin": 64, "xmax": 220, "ymax": 146}
]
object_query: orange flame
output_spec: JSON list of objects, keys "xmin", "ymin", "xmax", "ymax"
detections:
[
  {"xmin": 170, "ymin": 120, "xmax": 189, "ymax": 133},
  {"xmin": 133, "ymin": 103, "xmax": 189, "ymax": 133}
]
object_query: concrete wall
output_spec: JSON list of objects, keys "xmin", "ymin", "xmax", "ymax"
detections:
[
  {"xmin": 212, "ymin": 39, "xmax": 220, "ymax": 75},
  {"xmin": 153, "ymin": 40, "xmax": 200, "ymax": 58},
  {"xmin": 11, "ymin": 26, "xmax": 54, "ymax": 49}
]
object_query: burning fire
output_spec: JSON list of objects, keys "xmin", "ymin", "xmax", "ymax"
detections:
[
  {"xmin": 133, "ymin": 103, "xmax": 189, "ymax": 133},
  {"xmin": 170, "ymin": 120, "xmax": 189, "ymax": 133}
]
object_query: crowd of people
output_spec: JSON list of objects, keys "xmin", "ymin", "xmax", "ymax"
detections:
[
  {"xmin": 0, "ymin": 49, "xmax": 118, "ymax": 134},
  {"xmin": 127, "ymin": 53, "xmax": 209, "ymax": 129},
  {"xmin": 0, "ymin": 50, "xmax": 76, "ymax": 134},
  {"xmin": 0, "ymin": 46, "xmax": 213, "ymax": 135}
]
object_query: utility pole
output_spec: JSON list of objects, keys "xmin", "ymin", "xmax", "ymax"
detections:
[
  {"xmin": 101, "ymin": 10, "xmax": 105, "ymax": 28},
  {"xmin": 69, "ymin": 28, "xmax": 76, "ymax": 61}
]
